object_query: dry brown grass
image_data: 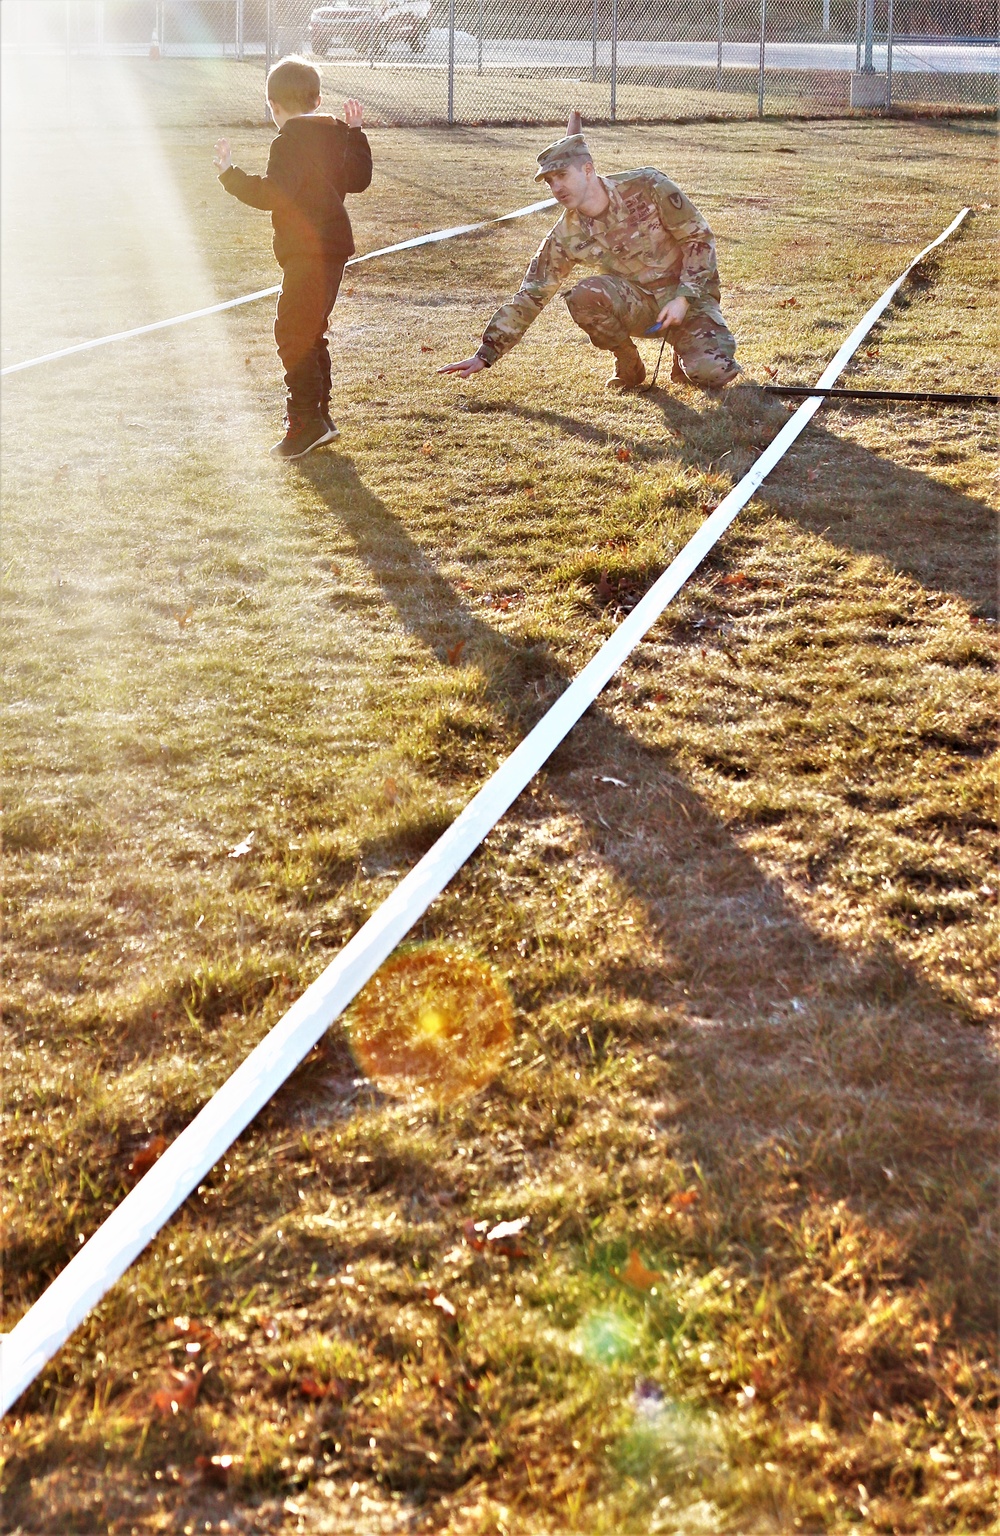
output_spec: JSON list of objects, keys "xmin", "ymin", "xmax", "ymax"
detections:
[{"xmin": 1, "ymin": 107, "xmax": 997, "ymax": 1535}]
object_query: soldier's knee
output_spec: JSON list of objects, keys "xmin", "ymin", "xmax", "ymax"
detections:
[
  {"xmin": 565, "ymin": 277, "xmax": 615, "ymax": 324},
  {"xmin": 682, "ymin": 354, "xmax": 741, "ymax": 389}
]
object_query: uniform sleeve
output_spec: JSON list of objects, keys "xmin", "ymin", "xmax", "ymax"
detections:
[
  {"xmin": 650, "ymin": 177, "xmax": 718, "ymax": 304},
  {"xmin": 478, "ymin": 227, "xmax": 578, "ymax": 366},
  {"xmin": 218, "ymin": 133, "xmax": 300, "ymax": 212},
  {"xmin": 341, "ymin": 127, "xmax": 373, "ymax": 194}
]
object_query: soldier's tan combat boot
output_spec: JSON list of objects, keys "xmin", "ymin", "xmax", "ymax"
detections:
[{"xmin": 606, "ymin": 340, "xmax": 646, "ymax": 392}]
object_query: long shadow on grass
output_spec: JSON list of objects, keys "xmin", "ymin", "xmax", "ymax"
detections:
[
  {"xmin": 294, "ymin": 451, "xmax": 996, "ymax": 1323},
  {"xmin": 492, "ymin": 383, "xmax": 998, "ymax": 617},
  {"xmin": 7, "ymin": 433, "xmax": 995, "ymax": 1529}
]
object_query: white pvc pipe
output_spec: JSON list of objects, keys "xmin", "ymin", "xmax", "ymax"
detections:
[
  {"xmin": 0, "ymin": 207, "xmax": 969, "ymax": 1418},
  {"xmin": 0, "ymin": 199, "xmax": 556, "ymax": 378}
]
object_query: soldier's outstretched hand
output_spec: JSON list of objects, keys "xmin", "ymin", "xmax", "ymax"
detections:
[{"xmin": 438, "ymin": 355, "xmax": 487, "ymax": 378}]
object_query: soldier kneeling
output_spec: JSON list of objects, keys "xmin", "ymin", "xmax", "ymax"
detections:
[{"xmin": 439, "ymin": 119, "xmax": 739, "ymax": 393}]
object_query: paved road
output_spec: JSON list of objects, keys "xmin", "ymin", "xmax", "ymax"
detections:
[
  {"xmin": 91, "ymin": 38, "xmax": 998, "ymax": 74},
  {"xmin": 335, "ymin": 32, "xmax": 999, "ymax": 72}
]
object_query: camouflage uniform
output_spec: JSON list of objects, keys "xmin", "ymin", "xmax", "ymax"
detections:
[{"xmin": 477, "ymin": 167, "xmax": 738, "ymax": 388}]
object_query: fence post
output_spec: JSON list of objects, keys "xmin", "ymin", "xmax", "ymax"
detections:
[
  {"xmin": 236, "ymin": 0, "xmax": 244, "ymax": 59},
  {"xmin": 265, "ymin": 0, "xmax": 273, "ymax": 73},
  {"xmin": 886, "ymin": 0, "xmax": 894, "ymax": 103},
  {"xmin": 477, "ymin": 0, "xmax": 483, "ymax": 74},
  {"xmin": 855, "ymin": 0, "xmax": 863, "ymax": 71},
  {"xmin": 610, "ymin": 0, "xmax": 618, "ymax": 121},
  {"xmin": 863, "ymin": 0, "xmax": 875, "ymax": 68},
  {"xmin": 716, "ymin": 0, "xmax": 723, "ymax": 89},
  {"xmin": 756, "ymin": 0, "xmax": 766, "ymax": 119},
  {"xmin": 823, "ymin": 0, "xmax": 829, "ymax": 30},
  {"xmin": 591, "ymin": 0, "xmax": 598, "ymax": 83},
  {"xmin": 448, "ymin": 0, "xmax": 455, "ymax": 123}
]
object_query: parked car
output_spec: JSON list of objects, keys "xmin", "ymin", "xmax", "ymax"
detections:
[{"xmin": 308, "ymin": 1, "xmax": 432, "ymax": 56}]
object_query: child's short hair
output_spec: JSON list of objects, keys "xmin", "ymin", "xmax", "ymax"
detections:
[{"xmin": 266, "ymin": 56, "xmax": 322, "ymax": 114}]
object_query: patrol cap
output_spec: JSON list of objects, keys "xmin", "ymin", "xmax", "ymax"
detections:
[{"xmin": 534, "ymin": 133, "xmax": 594, "ymax": 182}]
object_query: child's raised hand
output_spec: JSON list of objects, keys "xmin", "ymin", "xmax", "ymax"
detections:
[
  {"xmin": 343, "ymin": 99, "xmax": 363, "ymax": 129},
  {"xmin": 213, "ymin": 137, "xmax": 232, "ymax": 171}
]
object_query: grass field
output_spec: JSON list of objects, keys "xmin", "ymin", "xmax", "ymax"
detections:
[{"xmin": 2, "ymin": 101, "xmax": 998, "ymax": 1536}]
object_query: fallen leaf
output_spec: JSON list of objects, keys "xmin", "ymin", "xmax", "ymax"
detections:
[
  {"xmin": 195, "ymin": 1453, "xmax": 235, "ymax": 1487},
  {"xmin": 382, "ymin": 776, "xmax": 399, "ymax": 805},
  {"xmin": 464, "ymin": 1215, "xmax": 531, "ymax": 1258},
  {"xmin": 596, "ymin": 570, "xmax": 615, "ymax": 603},
  {"xmin": 171, "ymin": 1316, "xmax": 221, "ymax": 1351},
  {"xmin": 446, "ymin": 639, "xmax": 466, "ymax": 666},
  {"xmin": 175, "ymin": 605, "xmax": 195, "ymax": 630},
  {"xmin": 228, "ymin": 832, "xmax": 255, "ymax": 858},
  {"xmin": 778, "ymin": 296, "xmax": 799, "ymax": 309},
  {"xmin": 668, "ymin": 1187, "xmax": 700, "ymax": 1210},
  {"xmin": 807, "ymin": 468, "xmax": 819, "ymax": 482},
  {"xmin": 615, "ymin": 446, "xmax": 632, "ymax": 462},
  {"xmin": 421, "ymin": 440, "xmax": 435, "ymax": 456},
  {"xmin": 151, "ymin": 1368, "xmax": 202, "ymax": 1416},
  {"xmin": 615, "ymin": 1249, "xmax": 663, "ymax": 1291},
  {"xmin": 420, "ymin": 344, "xmax": 434, "ymax": 353},
  {"xmin": 487, "ymin": 1216, "xmax": 529, "ymax": 1243},
  {"xmin": 258, "ymin": 1315, "xmax": 280, "ymax": 1341},
  {"xmin": 719, "ymin": 572, "xmax": 750, "ymax": 588},
  {"xmin": 297, "ymin": 1376, "xmax": 331, "ymax": 1399},
  {"xmin": 244, "ymin": 355, "xmax": 252, "ymax": 367},
  {"xmin": 524, "ymin": 486, "xmax": 536, "ymax": 498},
  {"xmin": 764, "ymin": 365, "xmax": 779, "ymax": 379},
  {"xmin": 344, "ymin": 287, "xmax": 355, "ymax": 297},
  {"xmin": 128, "ymin": 1134, "xmax": 167, "ymax": 1178}
]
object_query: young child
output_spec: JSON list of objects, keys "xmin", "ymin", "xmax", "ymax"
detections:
[{"xmin": 213, "ymin": 58, "xmax": 372, "ymax": 459}]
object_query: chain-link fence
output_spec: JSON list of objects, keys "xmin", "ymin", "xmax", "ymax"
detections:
[{"xmin": 1, "ymin": 0, "xmax": 995, "ymax": 126}]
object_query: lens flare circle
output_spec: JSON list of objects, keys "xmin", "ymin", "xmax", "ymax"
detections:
[{"xmin": 348, "ymin": 945, "xmax": 513, "ymax": 1105}]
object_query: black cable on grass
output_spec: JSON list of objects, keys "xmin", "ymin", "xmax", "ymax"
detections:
[
  {"xmin": 648, "ymin": 332, "xmax": 669, "ymax": 391},
  {"xmin": 764, "ymin": 385, "xmax": 999, "ymax": 406}
]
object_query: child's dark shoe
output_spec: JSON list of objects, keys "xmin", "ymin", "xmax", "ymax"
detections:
[{"xmin": 270, "ymin": 417, "xmax": 337, "ymax": 459}]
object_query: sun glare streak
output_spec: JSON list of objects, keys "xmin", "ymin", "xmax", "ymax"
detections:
[
  {"xmin": 1, "ymin": 40, "xmax": 364, "ymax": 865},
  {"xmin": 1, "ymin": 43, "xmax": 258, "ymax": 384}
]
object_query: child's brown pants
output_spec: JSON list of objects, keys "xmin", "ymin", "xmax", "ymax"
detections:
[{"xmin": 274, "ymin": 255, "xmax": 345, "ymax": 423}]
